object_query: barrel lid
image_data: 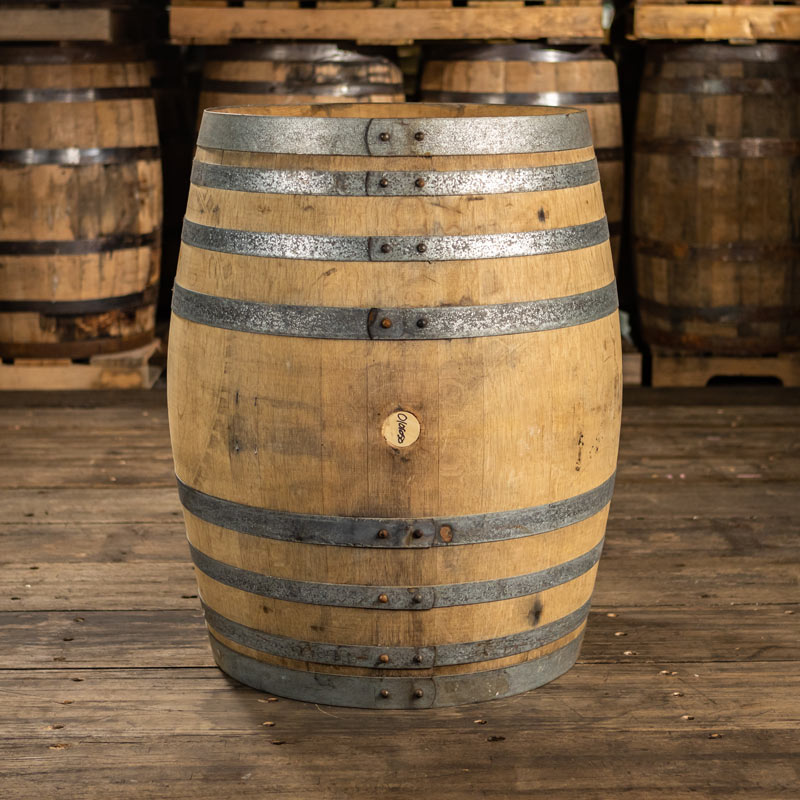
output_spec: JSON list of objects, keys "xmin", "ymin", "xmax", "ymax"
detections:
[{"xmin": 197, "ymin": 103, "xmax": 592, "ymax": 157}]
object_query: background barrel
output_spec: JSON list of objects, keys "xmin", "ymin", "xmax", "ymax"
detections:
[
  {"xmin": 168, "ymin": 103, "xmax": 621, "ymax": 708},
  {"xmin": 633, "ymin": 43, "xmax": 800, "ymax": 356},
  {"xmin": 0, "ymin": 45, "xmax": 162, "ymax": 359},
  {"xmin": 420, "ymin": 43, "xmax": 624, "ymax": 270},
  {"xmin": 198, "ymin": 42, "xmax": 405, "ymax": 121}
]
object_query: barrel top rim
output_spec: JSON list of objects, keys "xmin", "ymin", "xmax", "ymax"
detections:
[
  {"xmin": 197, "ymin": 103, "xmax": 592, "ymax": 156},
  {"xmin": 201, "ymin": 102, "xmax": 585, "ymax": 120}
]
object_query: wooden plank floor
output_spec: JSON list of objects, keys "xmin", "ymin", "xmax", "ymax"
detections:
[{"xmin": 1, "ymin": 387, "xmax": 798, "ymax": 798}]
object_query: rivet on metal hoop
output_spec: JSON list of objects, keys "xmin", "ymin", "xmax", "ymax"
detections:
[
  {"xmin": 380, "ymin": 689, "xmax": 390, "ymax": 698},
  {"xmin": 415, "ymin": 177, "xmax": 426, "ymax": 188},
  {"xmin": 412, "ymin": 593, "xmax": 423, "ymax": 604},
  {"xmin": 378, "ymin": 177, "xmax": 389, "ymax": 188},
  {"xmin": 414, "ymin": 132, "xmax": 425, "ymax": 142},
  {"xmin": 416, "ymin": 319, "xmax": 428, "ymax": 329},
  {"xmin": 416, "ymin": 243, "xmax": 427, "ymax": 254},
  {"xmin": 413, "ymin": 689, "xmax": 424, "ymax": 698},
  {"xmin": 378, "ymin": 594, "xmax": 389, "ymax": 603},
  {"xmin": 412, "ymin": 529, "xmax": 424, "ymax": 539},
  {"xmin": 380, "ymin": 318, "xmax": 392, "ymax": 329},
  {"xmin": 377, "ymin": 529, "xmax": 389, "ymax": 539},
  {"xmin": 379, "ymin": 132, "xmax": 391, "ymax": 142},
  {"xmin": 413, "ymin": 654, "xmax": 423, "ymax": 664},
  {"xmin": 379, "ymin": 654, "xmax": 390, "ymax": 664}
]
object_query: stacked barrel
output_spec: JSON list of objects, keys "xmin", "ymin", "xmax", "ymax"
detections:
[
  {"xmin": 198, "ymin": 42, "xmax": 405, "ymax": 118},
  {"xmin": 633, "ymin": 44, "xmax": 800, "ymax": 369},
  {"xmin": 0, "ymin": 45, "xmax": 162, "ymax": 363},
  {"xmin": 420, "ymin": 44, "xmax": 624, "ymax": 271}
]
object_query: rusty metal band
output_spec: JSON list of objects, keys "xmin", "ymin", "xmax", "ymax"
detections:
[
  {"xmin": 637, "ymin": 296, "xmax": 797, "ymax": 325},
  {"xmin": 421, "ymin": 90, "xmax": 619, "ymax": 106},
  {"xmin": 426, "ymin": 44, "xmax": 606, "ymax": 63},
  {"xmin": 0, "ymin": 146, "xmax": 160, "ymax": 165},
  {"xmin": 210, "ymin": 42, "xmax": 396, "ymax": 63},
  {"xmin": 197, "ymin": 109, "xmax": 593, "ymax": 156},
  {"xmin": 202, "ymin": 78, "xmax": 404, "ymax": 98},
  {"xmin": 634, "ymin": 238, "xmax": 800, "ymax": 262},
  {"xmin": 0, "ymin": 86, "xmax": 152, "ymax": 103},
  {"xmin": 190, "ymin": 158, "xmax": 600, "ymax": 197},
  {"xmin": 181, "ymin": 217, "xmax": 609, "ymax": 262},
  {"xmin": 0, "ymin": 45, "xmax": 148, "ymax": 65},
  {"xmin": 209, "ymin": 630, "xmax": 583, "ymax": 708},
  {"xmin": 172, "ymin": 280, "xmax": 617, "ymax": 341},
  {"xmin": 595, "ymin": 147, "xmax": 624, "ymax": 162},
  {"xmin": 176, "ymin": 472, "xmax": 615, "ymax": 549},
  {"xmin": 0, "ymin": 230, "xmax": 160, "ymax": 256},
  {"xmin": 645, "ymin": 43, "xmax": 798, "ymax": 63},
  {"xmin": 641, "ymin": 77, "xmax": 800, "ymax": 96},
  {"xmin": 635, "ymin": 138, "xmax": 800, "ymax": 158},
  {"xmin": 202, "ymin": 600, "xmax": 591, "ymax": 670},
  {"xmin": 189, "ymin": 539, "xmax": 603, "ymax": 610},
  {"xmin": 0, "ymin": 284, "xmax": 158, "ymax": 315}
]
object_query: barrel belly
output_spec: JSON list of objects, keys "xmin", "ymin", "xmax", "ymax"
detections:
[
  {"xmin": 0, "ymin": 46, "xmax": 162, "ymax": 358},
  {"xmin": 633, "ymin": 43, "xmax": 800, "ymax": 356},
  {"xmin": 168, "ymin": 104, "xmax": 621, "ymax": 708}
]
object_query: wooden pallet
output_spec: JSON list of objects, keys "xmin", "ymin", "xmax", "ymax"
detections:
[
  {"xmin": 651, "ymin": 352, "xmax": 800, "ymax": 388},
  {"xmin": 0, "ymin": 2, "xmax": 161, "ymax": 43},
  {"xmin": 0, "ymin": 340, "xmax": 162, "ymax": 391},
  {"xmin": 633, "ymin": 2, "xmax": 800, "ymax": 41},
  {"xmin": 169, "ymin": 1, "xmax": 607, "ymax": 45}
]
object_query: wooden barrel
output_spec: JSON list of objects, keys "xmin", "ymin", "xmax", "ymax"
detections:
[
  {"xmin": 633, "ymin": 43, "xmax": 800, "ymax": 356},
  {"xmin": 198, "ymin": 42, "xmax": 405, "ymax": 120},
  {"xmin": 0, "ymin": 45, "xmax": 162, "ymax": 359},
  {"xmin": 420, "ymin": 44, "xmax": 624, "ymax": 269},
  {"xmin": 168, "ymin": 104, "xmax": 621, "ymax": 708}
]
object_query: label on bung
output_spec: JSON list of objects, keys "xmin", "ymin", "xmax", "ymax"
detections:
[{"xmin": 381, "ymin": 409, "xmax": 420, "ymax": 448}]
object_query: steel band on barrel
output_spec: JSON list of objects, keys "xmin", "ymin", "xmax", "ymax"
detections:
[
  {"xmin": 421, "ymin": 90, "xmax": 620, "ymax": 105},
  {"xmin": 0, "ymin": 230, "xmax": 160, "ymax": 256},
  {"xmin": 635, "ymin": 137, "xmax": 800, "ymax": 159},
  {"xmin": 202, "ymin": 78, "xmax": 403, "ymax": 98},
  {"xmin": 172, "ymin": 280, "xmax": 617, "ymax": 341},
  {"xmin": 0, "ymin": 86, "xmax": 152, "ymax": 103},
  {"xmin": 429, "ymin": 44, "xmax": 605, "ymax": 62},
  {"xmin": 197, "ymin": 109, "xmax": 593, "ymax": 156},
  {"xmin": 189, "ymin": 539, "xmax": 603, "ymax": 610},
  {"xmin": 0, "ymin": 284, "xmax": 158, "ymax": 315},
  {"xmin": 0, "ymin": 146, "xmax": 160, "ymax": 165},
  {"xmin": 177, "ymin": 473, "xmax": 615, "ymax": 549},
  {"xmin": 209, "ymin": 632, "xmax": 583, "ymax": 708},
  {"xmin": 210, "ymin": 42, "xmax": 396, "ymax": 64},
  {"xmin": 190, "ymin": 159, "xmax": 600, "ymax": 197},
  {"xmin": 181, "ymin": 217, "xmax": 609, "ymax": 263},
  {"xmin": 641, "ymin": 77, "xmax": 800, "ymax": 96},
  {"xmin": 634, "ymin": 238, "xmax": 799, "ymax": 262},
  {"xmin": 637, "ymin": 296, "xmax": 796, "ymax": 325},
  {"xmin": 203, "ymin": 600, "xmax": 591, "ymax": 669}
]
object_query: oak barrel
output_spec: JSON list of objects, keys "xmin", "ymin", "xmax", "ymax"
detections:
[
  {"xmin": 168, "ymin": 103, "xmax": 621, "ymax": 708},
  {"xmin": 0, "ymin": 45, "xmax": 162, "ymax": 359},
  {"xmin": 198, "ymin": 42, "xmax": 405, "ymax": 120},
  {"xmin": 633, "ymin": 43, "xmax": 800, "ymax": 356},
  {"xmin": 420, "ymin": 44, "xmax": 624, "ymax": 269}
]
